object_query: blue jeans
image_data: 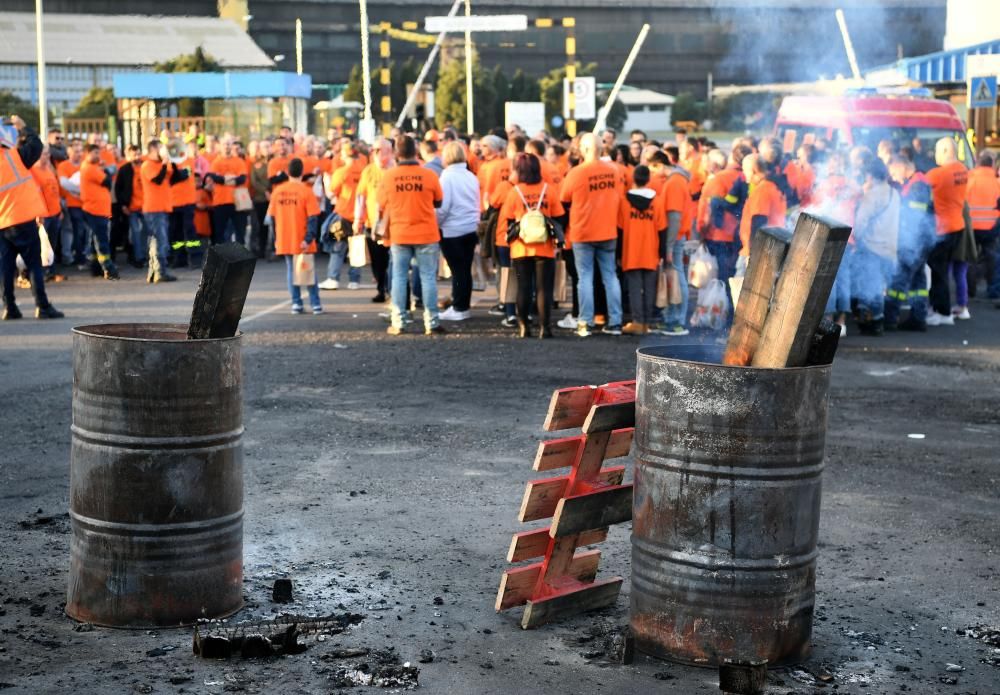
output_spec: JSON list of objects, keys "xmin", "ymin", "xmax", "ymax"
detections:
[
  {"xmin": 573, "ymin": 239, "xmax": 623, "ymax": 327},
  {"xmin": 81, "ymin": 212, "xmax": 115, "ymax": 270},
  {"xmin": 705, "ymin": 239, "xmax": 739, "ymax": 322},
  {"xmin": 976, "ymin": 229, "xmax": 1000, "ymax": 298},
  {"xmin": 67, "ymin": 207, "xmax": 87, "ymax": 264},
  {"xmin": 144, "ymin": 212, "xmax": 170, "ymax": 276},
  {"xmin": 390, "ymin": 243, "xmax": 440, "ymax": 330},
  {"xmin": 826, "ymin": 246, "xmax": 852, "ymax": 315},
  {"xmin": 285, "ymin": 255, "xmax": 321, "ymax": 309},
  {"xmin": 1, "ymin": 221, "xmax": 49, "ymax": 309},
  {"xmin": 662, "ymin": 240, "xmax": 689, "ymax": 328},
  {"xmin": 127, "ymin": 212, "xmax": 147, "ymax": 262},
  {"xmin": 326, "ymin": 238, "xmax": 361, "ymax": 284}
]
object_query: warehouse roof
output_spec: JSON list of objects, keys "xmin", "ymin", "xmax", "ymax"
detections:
[
  {"xmin": 0, "ymin": 12, "xmax": 273, "ymax": 68},
  {"xmin": 615, "ymin": 87, "xmax": 675, "ymax": 106}
]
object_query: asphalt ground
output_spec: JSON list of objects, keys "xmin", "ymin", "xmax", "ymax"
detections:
[{"xmin": 0, "ymin": 259, "xmax": 998, "ymax": 694}]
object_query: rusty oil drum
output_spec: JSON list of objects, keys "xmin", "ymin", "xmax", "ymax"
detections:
[
  {"xmin": 631, "ymin": 345, "xmax": 830, "ymax": 666},
  {"xmin": 67, "ymin": 324, "xmax": 244, "ymax": 627}
]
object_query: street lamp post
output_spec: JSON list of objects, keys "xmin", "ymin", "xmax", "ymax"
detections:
[{"xmin": 35, "ymin": 0, "xmax": 48, "ymax": 134}]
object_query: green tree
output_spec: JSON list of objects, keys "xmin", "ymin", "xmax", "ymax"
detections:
[
  {"xmin": 597, "ymin": 92, "xmax": 628, "ymax": 134},
  {"xmin": 0, "ymin": 90, "xmax": 41, "ymax": 131},
  {"xmin": 153, "ymin": 46, "xmax": 223, "ymax": 117},
  {"xmin": 671, "ymin": 91, "xmax": 706, "ymax": 125},
  {"xmin": 68, "ymin": 87, "xmax": 115, "ymax": 119},
  {"xmin": 343, "ymin": 64, "xmax": 364, "ymax": 104},
  {"xmin": 510, "ymin": 69, "xmax": 540, "ymax": 102},
  {"xmin": 434, "ymin": 50, "xmax": 496, "ymax": 132},
  {"xmin": 492, "ymin": 66, "xmax": 510, "ymax": 127},
  {"xmin": 391, "ymin": 57, "xmax": 421, "ymax": 119}
]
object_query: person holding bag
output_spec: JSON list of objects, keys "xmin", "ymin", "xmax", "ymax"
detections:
[
  {"xmin": 500, "ymin": 153, "xmax": 565, "ymax": 338},
  {"xmin": 267, "ymin": 158, "xmax": 323, "ymax": 315}
]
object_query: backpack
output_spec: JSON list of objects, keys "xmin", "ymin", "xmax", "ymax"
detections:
[{"xmin": 514, "ymin": 184, "xmax": 550, "ymax": 245}]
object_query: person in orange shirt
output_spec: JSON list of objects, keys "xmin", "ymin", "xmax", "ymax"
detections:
[
  {"xmin": 680, "ymin": 136, "xmax": 706, "ymax": 201},
  {"xmin": 738, "ymin": 153, "xmax": 788, "ymax": 257},
  {"xmin": 31, "ymin": 148, "xmax": 63, "ymax": 270},
  {"xmin": 355, "ymin": 137, "xmax": 395, "ymax": 303},
  {"xmin": 78, "ymin": 144, "xmax": 119, "ymax": 279},
  {"xmin": 699, "ymin": 148, "xmax": 744, "ymax": 300},
  {"xmin": 57, "ymin": 138, "xmax": 88, "ymax": 266},
  {"xmin": 168, "ymin": 140, "xmax": 201, "ymax": 268},
  {"xmin": 206, "ymin": 140, "xmax": 250, "ymax": 246},
  {"xmin": 113, "ymin": 144, "xmax": 147, "ymax": 268},
  {"xmin": 785, "ymin": 144, "xmax": 817, "ymax": 208},
  {"xmin": 559, "ymin": 132, "xmax": 623, "ymax": 337},
  {"xmin": 618, "ymin": 165, "xmax": 666, "ymax": 335},
  {"xmin": 1, "ymin": 115, "xmax": 63, "ymax": 320},
  {"xmin": 499, "ymin": 153, "xmax": 565, "ymax": 338},
  {"xmin": 477, "ymin": 135, "xmax": 516, "ymax": 321},
  {"xmin": 925, "ymin": 137, "xmax": 970, "ymax": 322},
  {"xmin": 267, "ymin": 158, "xmax": 323, "ymax": 315},
  {"xmin": 320, "ymin": 140, "xmax": 367, "ymax": 290},
  {"xmin": 141, "ymin": 139, "xmax": 188, "ymax": 283},
  {"xmin": 648, "ymin": 150, "xmax": 694, "ymax": 335},
  {"xmin": 965, "ymin": 150, "xmax": 1000, "ymax": 300},
  {"xmin": 267, "ymin": 137, "xmax": 292, "ymax": 188},
  {"xmin": 194, "ymin": 185, "xmax": 213, "ymax": 242},
  {"xmin": 528, "ymin": 139, "xmax": 562, "ymax": 188},
  {"xmin": 376, "ymin": 135, "xmax": 445, "ymax": 335}
]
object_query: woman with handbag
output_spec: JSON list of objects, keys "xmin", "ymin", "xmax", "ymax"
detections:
[{"xmin": 499, "ymin": 153, "xmax": 565, "ymax": 338}]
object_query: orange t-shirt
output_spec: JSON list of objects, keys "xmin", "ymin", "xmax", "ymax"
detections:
[
  {"xmin": 656, "ymin": 170, "xmax": 695, "ymax": 242},
  {"xmin": 31, "ymin": 166, "xmax": 62, "ymax": 218},
  {"xmin": 300, "ymin": 155, "xmax": 322, "ymax": 181},
  {"xmin": 618, "ymin": 191, "xmax": 666, "ymax": 271},
  {"xmin": 491, "ymin": 179, "xmax": 514, "ymax": 248},
  {"xmin": 57, "ymin": 159, "xmax": 82, "ymax": 208},
  {"xmin": 99, "ymin": 148, "xmax": 117, "ymax": 169},
  {"xmin": 376, "ymin": 163, "xmax": 444, "ymax": 246},
  {"xmin": 194, "ymin": 188, "xmax": 212, "ymax": 237},
  {"xmin": 559, "ymin": 160, "xmax": 621, "ymax": 244},
  {"xmin": 140, "ymin": 159, "xmax": 173, "ymax": 214},
  {"xmin": 209, "ymin": 156, "xmax": 247, "ymax": 207},
  {"xmin": 478, "ymin": 157, "xmax": 512, "ymax": 211},
  {"xmin": 171, "ymin": 157, "xmax": 198, "ymax": 208},
  {"xmin": 356, "ymin": 163, "xmax": 386, "ymax": 229},
  {"xmin": 926, "ymin": 161, "xmax": 969, "ymax": 235},
  {"xmin": 698, "ymin": 168, "xmax": 741, "ymax": 242},
  {"xmin": 739, "ymin": 179, "xmax": 787, "ymax": 256},
  {"xmin": 540, "ymin": 160, "xmax": 563, "ymax": 188},
  {"xmin": 80, "ymin": 160, "xmax": 112, "ymax": 218},
  {"xmin": 267, "ymin": 180, "xmax": 321, "ymax": 256},
  {"xmin": 330, "ymin": 159, "xmax": 366, "ymax": 222},
  {"xmin": 268, "ymin": 156, "xmax": 290, "ymax": 181},
  {"xmin": 500, "ymin": 182, "xmax": 565, "ymax": 259}
]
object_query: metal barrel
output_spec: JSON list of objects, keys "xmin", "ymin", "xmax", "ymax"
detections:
[
  {"xmin": 631, "ymin": 345, "xmax": 831, "ymax": 667},
  {"xmin": 67, "ymin": 324, "xmax": 244, "ymax": 628}
]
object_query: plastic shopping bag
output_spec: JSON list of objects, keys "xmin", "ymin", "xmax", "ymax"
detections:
[
  {"xmin": 348, "ymin": 234, "xmax": 368, "ymax": 268},
  {"xmin": 687, "ymin": 244, "xmax": 718, "ymax": 289},
  {"xmin": 292, "ymin": 253, "xmax": 315, "ymax": 287},
  {"xmin": 689, "ymin": 279, "xmax": 730, "ymax": 331},
  {"xmin": 656, "ymin": 267, "xmax": 683, "ymax": 309},
  {"xmin": 16, "ymin": 223, "xmax": 55, "ymax": 271},
  {"xmin": 729, "ymin": 254, "xmax": 748, "ymax": 312}
]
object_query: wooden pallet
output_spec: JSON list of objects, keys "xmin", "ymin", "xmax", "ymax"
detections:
[{"xmin": 496, "ymin": 380, "xmax": 636, "ymax": 629}]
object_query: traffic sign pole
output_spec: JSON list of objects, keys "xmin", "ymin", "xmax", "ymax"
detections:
[
  {"xmin": 465, "ymin": 0, "xmax": 474, "ymax": 134},
  {"xmin": 564, "ymin": 17, "xmax": 576, "ymax": 137}
]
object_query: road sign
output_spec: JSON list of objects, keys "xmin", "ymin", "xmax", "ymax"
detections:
[
  {"xmin": 505, "ymin": 102, "xmax": 546, "ymax": 136},
  {"xmin": 425, "ymin": 14, "xmax": 528, "ymax": 33},
  {"xmin": 563, "ymin": 77, "xmax": 596, "ymax": 120},
  {"xmin": 969, "ymin": 75, "xmax": 997, "ymax": 109}
]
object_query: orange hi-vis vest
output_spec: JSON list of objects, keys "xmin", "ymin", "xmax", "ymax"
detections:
[
  {"xmin": 966, "ymin": 166, "xmax": 1000, "ymax": 231},
  {"xmin": 0, "ymin": 146, "xmax": 47, "ymax": 228}
]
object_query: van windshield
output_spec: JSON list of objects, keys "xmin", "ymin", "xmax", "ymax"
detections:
[{"xmin": 851, "ymin": 127, "xmax": 974, "ymax": 172}]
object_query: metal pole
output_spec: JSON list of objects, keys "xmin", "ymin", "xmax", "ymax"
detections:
[
  {"xmin": 834, "ymin": 9, "xmax": 862, "ymax": 81},
  {"xmin": 395, "ymin": 0, "xmax": 462, "ymax": 129},
  {"xmin": 564, "ymin": 17, "xmax": 576, "ymax": 137},
  {"xmin": 35, "ymin": 0, "xmax": 48, "ymax": 135},
  {"xmin": 380, "ymin": 25, "xmax": 392, "ymax": 126},
  {"xmin": 359, "ymin": 0, "xmax": 372, "ymax": 122},
  {"xmin": 295, "ymin": 18, "xmax": 303, "ymax": 75},
  {"xmin": 594, "ymin": 23, "xmax": 650, "ymax": 134},
  {"xmin": 464, "ymin": 0, "xmax": 474, "ymax": 134}
]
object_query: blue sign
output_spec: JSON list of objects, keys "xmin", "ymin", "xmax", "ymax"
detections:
[{"xmin": 970, "ymin": 75, "xmax": 997, "ymax": 109}]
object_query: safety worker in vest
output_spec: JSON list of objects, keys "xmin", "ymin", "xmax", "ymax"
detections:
[
  {"xmin": 0, "ymin": 115, "xmax": 64, "ymax": 320},
  {"xmin": 884, "ymin": 155, "xmax": 935, "ymax": 331},
  {"xmin": 739, "ymin": 153, "xmax": 788, "ymax": 257},
  {"xmin": 168, "ymin": 140, "xmax": 201, "ymax": 269},
  {"xmin": 699, "ymin": 147, "xmax": 744, "ymax": 309},
  {"xmin": 965, "ymin": 150, "xmax": 1000, "ymax": 300},
  {"xmin": 924, "ymin": 137, "xmax": 969, "ymax": 325},
  {"xmin": 79, "ymin": 143, "xmax": 120, "ymax": 280}
]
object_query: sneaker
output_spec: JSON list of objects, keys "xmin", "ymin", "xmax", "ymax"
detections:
[
  {"xmin": 2, "ymin": 304, "xmax": 22, "ymax": 320},
  {"xmin": 371, "ymin": 293, "xmax": 386, "ymax": 303},
  {"xmin": 104, "ymin": 267, "xmax": 120, "ymax": 280},
  {"xmin": 487, "ymin": 304, "xmax": 506, "ymax": 316},
  {"xmin": 658, "ymin": 325, "xmax": 690, "ymax": 337},
  {"xmin": 312, "ymin": 306, "xmax": 323, "ymax": 315},
  {"xmin": 602, "ymin": 324, "xmax": 623, "ymax": 336},
  {"xmin": 387, "ymin": 325, "xmax": 404, "ymax": 336},
  {"xmin": 576, "ymin": 323, "xmax": 593, "ymax": 338},
  {"xmin": 439, "ymin": 306, "xmax": 471, "ymax": 321},
  {"xmin": 622, "ymin": 321, "xmax": 647, "ymax": 336},
  {"xmin": 557, "ymin": 314, "xmax": 578, "ymax": 330},
  {"xmin": 425, "ymin": 324, "xmax": 447, "ymax": 335},
  {"xmin": 926, "ymin": 311, "xmax": 955, "ymax": 326},
  {"xmin": 35, "ymin": 304, "xmax": 64, "ymax": 319},
  {"xmin": 500, "ymin": 316, "xmax": 518, "ymax": 328},
  {"xmin": 594, "ymin": 314, "xmax": 607, "ymax": 326},
  {"xmin": 952, "ymin": 306, "xmax": 971, "ymax": 320},
  {"xmin": 839, "ymin": 323, "xmax": 847, "ymax": 338},
  {"xmin": 348, "ymin": 281, "xmax": 360, "ymax": 290},
  {"xmin": 291, "ymin": 304, "xmax": 304, "ymax": 314},
  {"xmin": 319, "ymin": 278, "xmax": 339, "ymax": 290}
]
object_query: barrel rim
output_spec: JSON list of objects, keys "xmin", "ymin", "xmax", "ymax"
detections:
[
  {"xmin": 635, "ymin": 345, "xmax": 831, "ymax": 373},
  {"xmin": 72, "ymin": 323, "xmax": 242, "ymax": 344}
]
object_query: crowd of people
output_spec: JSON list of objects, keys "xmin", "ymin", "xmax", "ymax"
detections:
[{"xmin": 2, "ymin": 114, "xmax": 998, "ymax": 339}]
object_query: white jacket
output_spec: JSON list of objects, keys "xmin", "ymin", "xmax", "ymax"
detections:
[{"xmin": 437, "ymin": 163, "xmax": 481, "ymax": 239}]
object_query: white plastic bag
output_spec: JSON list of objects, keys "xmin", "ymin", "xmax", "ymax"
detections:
[
  {"xmin": 292, "ymin": 253, "xmax": 315, "ymax": 286},
  {"xmin": 689, "ymin": 279, "xmax": 730, "ymax": 331},
  {"xmin": 16, "ymin": 223, "xmax": 55, "ymax": 271},
  {"xmin": 687, "ymin": 244, "xmax": 718, "ymax": 289},
  {"xmin": 729, "ymin": 254, "xmax": 748, "ymax": 311},
  {"xmin": 348, "ymin": 234, "xmax": 368, "ymax": 268}
]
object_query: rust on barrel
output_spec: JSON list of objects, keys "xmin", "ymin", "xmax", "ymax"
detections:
[
  {"xmin": 631, "ymin": 345, "xmax": 830, "ymax": 667},
  {"xmin": 67, "ymin": 323, "xmax": 244, "ymax": 628}
]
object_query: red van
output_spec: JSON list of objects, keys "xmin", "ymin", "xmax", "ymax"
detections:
[{"xmin": 774, "ymin": 87, "xmax": 974, "ymax": 171}]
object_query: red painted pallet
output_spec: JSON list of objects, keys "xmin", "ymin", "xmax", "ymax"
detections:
[{"xmin": 496, "ymin": 380, "xmax": 636, "ymax": 629}]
